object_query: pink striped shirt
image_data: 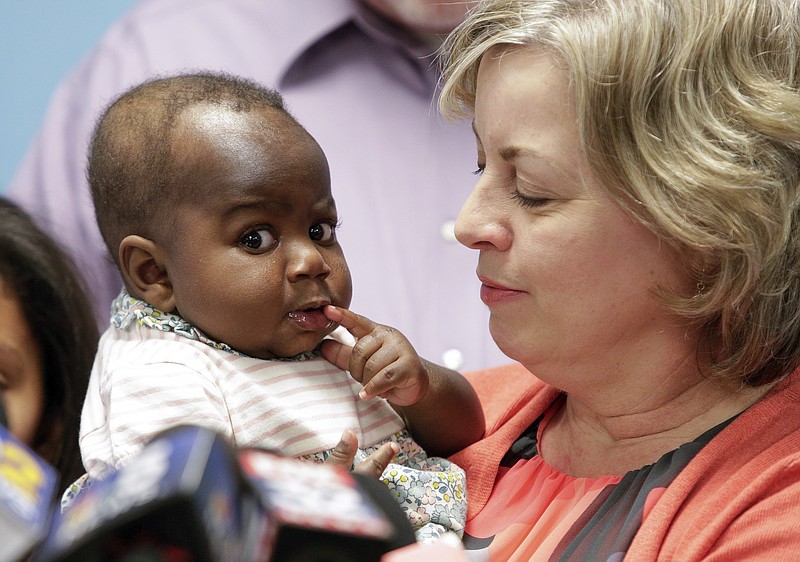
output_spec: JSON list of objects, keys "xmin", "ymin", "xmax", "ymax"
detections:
[{"xmin": 80, "ymin": 321, "xmax": 405, "ymax": 479}]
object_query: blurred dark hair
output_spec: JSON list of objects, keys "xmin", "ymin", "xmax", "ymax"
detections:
[{"xmin": 0, "ymin": 198, "xmax": 98, "ymax": 490}]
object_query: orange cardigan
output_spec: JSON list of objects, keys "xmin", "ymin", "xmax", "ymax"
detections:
[{"xmin": 453, "ymin": 363, "xmax": 800, "ymax": 560}]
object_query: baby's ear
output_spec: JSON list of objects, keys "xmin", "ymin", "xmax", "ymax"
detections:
[{"xmin": 119, "ymin": 235, "xmax": 177, "ymax": 312}]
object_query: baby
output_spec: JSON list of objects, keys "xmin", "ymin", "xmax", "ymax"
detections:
[{"xmin": 77, "ymin": 72, "xmax": 483, "ymax": 541}]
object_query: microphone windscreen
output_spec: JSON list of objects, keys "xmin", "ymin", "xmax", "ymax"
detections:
[
  {"xmin": 239, "ymin": 449, "xmax": 415, "ymax": 562},
  {"xmin": 380, "ymin": 537, "xmax": 470, "ymax": 562},
  {"xmin": 36, "ymin": 425, "xmax": 262, "ymax": 562},
  {"xmin": 0, "ymin": 425, "xmax": 57, "ymax": 562}
]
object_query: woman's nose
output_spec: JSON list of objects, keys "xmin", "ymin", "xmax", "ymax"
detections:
[
  {"xmin": 455, "ymin": 181, "xmax": 512, "ymax": 252},
  {"xmin": 286, "ymin": 240, "xmax": 332, "ymax": 282}
]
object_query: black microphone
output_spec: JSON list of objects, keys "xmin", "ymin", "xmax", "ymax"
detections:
[
  {"xmin": 238, "ymin": 448, "xmax": 415, "ymax": 562},
  {"xmin": 0, "ymin": 400, "xmax": 59, "ymax": 562},
  {"xmin": 35, "ymin": 425, "xmax": 263, "ymax": 562}
]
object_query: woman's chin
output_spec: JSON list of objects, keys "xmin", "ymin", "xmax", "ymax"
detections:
[{"xmin": 489, "ymin": 322, "xmax": 530, "ymax": 363}]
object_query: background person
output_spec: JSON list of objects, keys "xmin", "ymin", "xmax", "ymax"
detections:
[
  {"xmin": 438, "ymin": 0, "xmax": 800, "ymax": 559},
  {"xmin": 0, "ymin": 198, "xmax": 99, "ymax": 493},
  {"xmin": 4, "ymin": 0, "xmax": 507, "ymax": 372}
]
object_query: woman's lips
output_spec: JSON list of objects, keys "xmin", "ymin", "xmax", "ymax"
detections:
[{"xmin": 479, "ymin": 278, "xmax": 525, "ymax": 306}]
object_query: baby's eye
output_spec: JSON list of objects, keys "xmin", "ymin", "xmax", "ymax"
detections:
[
  {"xmin": 309, "ymin": 221, "xmax": 336, "ymax": 242},
  {"xmin": 241, "ymin": 228, "xmax": 276, "ymax": 250}
]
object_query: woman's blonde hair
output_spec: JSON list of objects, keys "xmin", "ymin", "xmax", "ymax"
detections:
[{"xmin": 440, "ymin": 0, "xmax": 800, "ymax": 386}]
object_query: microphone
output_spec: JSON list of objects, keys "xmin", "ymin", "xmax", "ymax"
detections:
[
  {"xmin": 38, "ymin": 425, "xmax": 417, "ymax": 561},
  {"xmin": 238, "ymin": 448, "xmax": 415, "ymax": 562},
  {"xmin": 381, "ymin": 533, "xmax": 470, "ymax": 561},
  {"xmin": 0, "ymin": 402, "xmax": 59, "ymax": 562},
  {"xmin": 35, "ymin": 425, "xmax": 263, "ymax": 562}
]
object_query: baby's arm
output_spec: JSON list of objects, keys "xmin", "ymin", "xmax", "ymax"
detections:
[{"xmin": 320, "ymin": 306, "xmax": 484, "ymax": 457}]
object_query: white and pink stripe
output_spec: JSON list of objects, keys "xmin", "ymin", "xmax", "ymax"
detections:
[{"xmin": 80, "ymin": 322, "xmax": 405, "ymax": 479}]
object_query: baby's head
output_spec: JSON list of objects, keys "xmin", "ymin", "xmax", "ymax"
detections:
[{"xmin": 89, "ymin": 72, "xmax": 352, "ymax": 359}]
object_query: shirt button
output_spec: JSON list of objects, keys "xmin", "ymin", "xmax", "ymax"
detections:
[
  {"xmin": 441, "ymin": 348, "xmax": 464, "ymax": 371},
  {"xmin": 440, "ymin": 220, "xmax": 457, "ymax": 242}
]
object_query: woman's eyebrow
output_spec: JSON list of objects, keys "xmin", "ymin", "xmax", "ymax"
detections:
[
  {"xmin": 472, "ymin": 120, "xmax": 544, "ymax": 162},
  {"xmin": 498, "ymin": 145, "xmax": 542, "ymax": 161},
  {"xmin": 500, "ymin": 143, "xmax": 579, "ymax": 185}
]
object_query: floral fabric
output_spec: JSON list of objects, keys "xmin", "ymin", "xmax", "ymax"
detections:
[{"xmin": 304, "ymin": 429, "xmax": 467, "ymax": 541}]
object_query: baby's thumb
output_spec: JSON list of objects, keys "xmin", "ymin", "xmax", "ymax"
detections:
[
  {"xmin": 326, "ymin": 429, "xmax": 360, "ymax": 469},
  {"xmin": 320, "ymin": 338, "xmax": 352, "ymax": 371}
]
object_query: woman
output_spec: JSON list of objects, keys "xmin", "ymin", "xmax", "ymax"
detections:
[
  {"xmin": 439, "ymin": 0, "xmax": 800, "ymax": 559},
  {"xmin": 0, "ymin": 199, "xmax": 99, "ymax": 492}
]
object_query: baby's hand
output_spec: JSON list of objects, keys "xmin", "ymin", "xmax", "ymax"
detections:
[
  {"xmin": 320, "ymin": 305, "xmax": 429, "ymax": 406},
  {"xmin": 326, "ymin": 429, "xmax": 399, "ymax": 479}
]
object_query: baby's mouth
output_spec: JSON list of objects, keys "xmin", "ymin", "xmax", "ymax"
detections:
[{"xmin": 286, "ymin": 307, "xmax": 332, "ymax": 331}]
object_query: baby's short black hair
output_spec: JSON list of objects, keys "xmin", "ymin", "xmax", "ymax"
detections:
[{"xmin": 88, "ymin": 71, "xmax": 291, "ymax": 267}]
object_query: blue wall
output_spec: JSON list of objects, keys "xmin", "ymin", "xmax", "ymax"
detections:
[{"xmin": 0, "ymin": 0, "xmax": 139, "ymax": 193}]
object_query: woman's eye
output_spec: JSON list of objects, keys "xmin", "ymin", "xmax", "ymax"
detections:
[
  {"xmin": 511, "ymin": 190, "xmax": 550, "ymax": 209},
  {"xmin": 241, "ymin": 228, "xmax": 275, "ymax": 250},
  {"xmin": 309, "ymin": 221, "xmax": 336, "ymax": 242}
]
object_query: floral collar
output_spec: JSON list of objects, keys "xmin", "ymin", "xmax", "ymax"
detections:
[{"xmin": 111, "ymin": 290, "xmax": 319, "ymax": 361}]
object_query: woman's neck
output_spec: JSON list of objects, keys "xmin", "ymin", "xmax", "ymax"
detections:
[{"xmin": 538, "ymin": 374, "xmax": 771, "ymax": 477}]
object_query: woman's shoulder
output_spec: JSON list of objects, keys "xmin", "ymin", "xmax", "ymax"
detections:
[{"xmin": 631, "ymin": 373, "xmax": 800, "ymax": 559}]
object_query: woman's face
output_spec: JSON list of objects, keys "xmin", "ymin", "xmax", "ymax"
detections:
[
  {"xmin": 456, "ymin": 47, "xmax": 694, "ymax": 389},
  {"xmin": 0, "ymin": 276, "xmax": 44, "ymax": 446}
]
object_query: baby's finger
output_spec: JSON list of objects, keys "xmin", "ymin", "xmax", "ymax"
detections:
[
  {"xmin": 319, "ymin": 339, "xmax": 352, "ymax": 372},
  {"xmin": 361, "ymin": 363, "xmax": 417, "ymax": 402},
  {"xmin": 360, "ymin": 370, "xmax": 392, "ymax": 400},
  {"xmin": 323, "ymin": 305, "xmax": 379, "ymax": 339},
  {"xmin": 347, "ymin": 334, "xmax": 384, "ymax": 383},
  {"xmin": 352, "ymin": 442, "xmax": 399, "ymax": 479},
  {"xmin": 325, "ymin": 429, "xmax": 360, "ymax": 469},
  {"xmin": 357, "ymin": 350, "xmax": 402, "ymax": 398}
]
